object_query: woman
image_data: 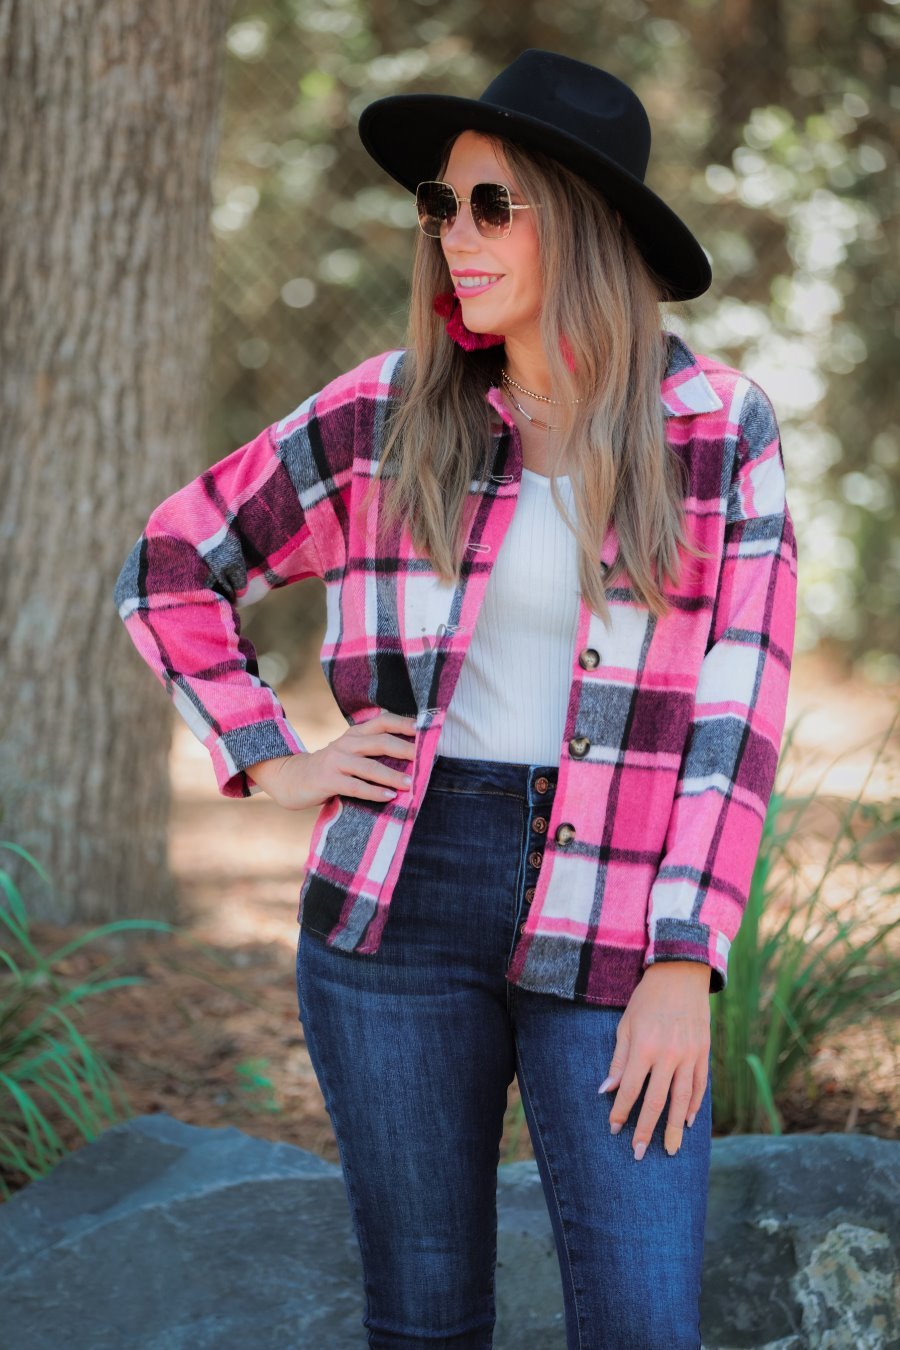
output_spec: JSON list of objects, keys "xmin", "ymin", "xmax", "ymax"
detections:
[{"xmin": 114, "ymin": 50, "xmax": 797, "ymax": 1349}]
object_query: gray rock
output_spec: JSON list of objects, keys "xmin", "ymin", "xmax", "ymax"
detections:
[
  {"xmin": 703, "ymin": 1134, "xmax": 899, "ymax": 1350},
  {"xmin": 0, "ymin": 1115, "xmax": 896, "ymax": 1348}
]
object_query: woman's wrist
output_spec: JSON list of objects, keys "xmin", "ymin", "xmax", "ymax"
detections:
[
  {"xmin": 643, "ymin": 960, "xmax": 712, "ymax": 988},
  {"xmin": 246, "ymin": 754, "xmax": 295, "ymax": 794}
]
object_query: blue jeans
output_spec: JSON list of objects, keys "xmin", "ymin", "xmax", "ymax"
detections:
[{"xmin": 296, "ymin": 754, "xmax": 712, "ymax": 1349}]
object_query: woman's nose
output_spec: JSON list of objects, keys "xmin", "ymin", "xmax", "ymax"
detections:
[{"xmin": 442, "ymin": 200, "xmax": 480, "ymax": 244}]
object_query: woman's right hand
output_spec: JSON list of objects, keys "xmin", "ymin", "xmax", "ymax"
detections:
[{"xmin": 246, "ymin": 710, "xmax": 420, "ymax": 811}]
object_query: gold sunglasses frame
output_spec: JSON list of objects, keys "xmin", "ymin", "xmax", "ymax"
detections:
[{"xmin": 415, "ymin": 180, "xmax": 541, "ymax": 238}]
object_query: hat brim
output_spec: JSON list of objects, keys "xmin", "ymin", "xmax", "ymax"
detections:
[{"xmin": 358, "ymin": 94, "xmax": 711, "ymax": 302}]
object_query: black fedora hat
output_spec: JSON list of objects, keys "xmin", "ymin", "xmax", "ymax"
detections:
[{"xmin": 358, "ymin": 49, "xmax": 712, "ymax": 302}]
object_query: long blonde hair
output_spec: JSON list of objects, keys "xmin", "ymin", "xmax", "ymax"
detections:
[{"xmin": 360, "ymin": 131, "xmax": 710, "ymax": 624}]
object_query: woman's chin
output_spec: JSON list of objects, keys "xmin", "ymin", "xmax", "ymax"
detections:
[{"xmin": 460, "ymin": 305, "xmax": 506, "ymax": 333}]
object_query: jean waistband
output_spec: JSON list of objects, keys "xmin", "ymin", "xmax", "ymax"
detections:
[{"xmin": 428, "ymin": 753, "xmax": 559, "ymax": 798}]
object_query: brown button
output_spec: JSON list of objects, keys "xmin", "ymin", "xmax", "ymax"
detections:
[
  {"xmin": 529, "ymin": 851, "xmax": 543, "ymax": 868},
  {"xmin": 524, "ymin": 886, "xmax": 536, "ymax": 903},
  {"xmin": 569, "ymin": 736, "xmax": 590, "ymax": 758},
  {"xmin": 532, "ymin": 816, "xmax": 547, "ymax": 834},
  {"xmin": 555, "ymin": 822, "xmax": 576, "ymax": 845},
  {"xmin": 534, "ymin": 775, "xmax": 550, "ymax": 793},
  {"xmin": 578, "ymin": 648, "xmax": 600, "ymax": 670},
  {"xmin": 519, "ymin": 920, "xmax": 528, "ymax": 935}
]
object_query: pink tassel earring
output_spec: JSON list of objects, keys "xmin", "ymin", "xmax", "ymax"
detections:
[
  {"xmin": 433, "ymin": 291, "xmax": 505, "ymax": 350},
  {"xmin": 559, "ymin": 332, "xmax": 577, "ymax": 372}
]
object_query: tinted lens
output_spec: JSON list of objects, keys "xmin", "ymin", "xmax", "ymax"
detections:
[
  {"xmin": 416, "ymin": 182, "xmax": 457, "ymax": 236},
  {"xmin": 471, "ymin": 182, "xmax": 512, "ymax": 237}
]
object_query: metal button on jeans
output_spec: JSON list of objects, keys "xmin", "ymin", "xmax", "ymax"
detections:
[
  {"xmin": 532, "ymin": 816, "xmax": 547, "ymax": 834},
  {"xmin": 524, "ymin": 886, "xmax": 536, "ymax": 904},
  {"xmin": 529, "ymin": 850, "xmax": 543, "ymax": 868},
  {"xmin": 534, "ymin": 775, "xmax": 550, "ymax": 793}
]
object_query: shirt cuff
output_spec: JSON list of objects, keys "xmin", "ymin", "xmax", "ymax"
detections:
[{"xmin": 210, "ymin": 717, "xmax": 309, "ymax": 799}]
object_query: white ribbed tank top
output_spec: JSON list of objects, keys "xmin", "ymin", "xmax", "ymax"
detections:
[{"xmin": 435, "ymin": 467, "xmax": 582, "ymax": 764}]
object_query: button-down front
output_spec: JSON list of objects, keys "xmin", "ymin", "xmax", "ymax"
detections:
[{"xmin": 113, "ymin": 330, "xmax": 798, "ymax": 1008}]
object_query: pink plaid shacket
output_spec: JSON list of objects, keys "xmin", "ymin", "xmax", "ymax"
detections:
[{"xmin": 113, "ymin": 330, "xmax": 798, "ymax": 1008}]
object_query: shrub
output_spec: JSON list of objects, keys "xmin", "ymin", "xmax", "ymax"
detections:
[
  {"xmin": 0, "ymin": 842, "xmax": 173, "ymax": 1198},
  {"xmin": 710, "ymin": 714, "xmax": 900, "ymax": 1134}
]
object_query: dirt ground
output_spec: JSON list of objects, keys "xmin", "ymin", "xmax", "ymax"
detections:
[{"xmin": 19, "ymin": 646, "xmax": 900, "ymax": 1191}]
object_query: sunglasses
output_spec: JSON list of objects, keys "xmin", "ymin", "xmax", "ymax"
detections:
[{"xmin": 415, "ymin": 180, "xmax": 540, "ymax": 239}]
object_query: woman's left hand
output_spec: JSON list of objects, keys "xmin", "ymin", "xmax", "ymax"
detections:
[{"xmin": 598, "ymin": 961, "xmax": 712, "ymax": 1160}]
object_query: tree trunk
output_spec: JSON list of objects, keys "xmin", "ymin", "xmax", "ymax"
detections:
[{"xmin": 0, "ymin": 0, "xmax": 234, "ymax": 920}]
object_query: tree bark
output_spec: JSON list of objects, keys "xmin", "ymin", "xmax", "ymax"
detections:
[{"xmin": 0, "ymin": 0, "xmax": 234, "ymax": 920}]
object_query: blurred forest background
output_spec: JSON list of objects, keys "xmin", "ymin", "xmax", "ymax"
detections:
[
  {"xmin": 4, "ymin": 0, "xmax": 898, "ymax": 911},
  {"xmin": 1, "ymin": 0, "xmax": 898, "ymax": 1206},
  {"xmin": 208, "ymin": 0, "xmax": 899, "ymax": 688}
]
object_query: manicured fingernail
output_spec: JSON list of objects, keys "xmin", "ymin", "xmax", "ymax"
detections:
[
  {"xmin": 686, "ymin": 1112, "xmax": 696, "ymax": 1128},
  {"xmin": 610, "ymin": 1122, "xmax": 622, "ymax": 1136},
  {"xmin": 598, "ymin": 1076, "xmax": 615, "ymax": 1093},
  {"xmin": 633, "ymin": 1142, "xmax": 647, "ymax": 1161}
]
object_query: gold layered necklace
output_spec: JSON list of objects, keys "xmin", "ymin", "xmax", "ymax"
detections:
[{"xmin": 500, "ymin": 368, "xmax": 582, "ymax": 432}]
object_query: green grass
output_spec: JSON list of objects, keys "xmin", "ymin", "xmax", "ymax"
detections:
[
  {"xmin": 710, "ymin": 712, "xmax": 900, "ymax": 1134},
  {"xmin": 0, "ymin": 841, "xmax": 176, "ymax": 1198}
]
